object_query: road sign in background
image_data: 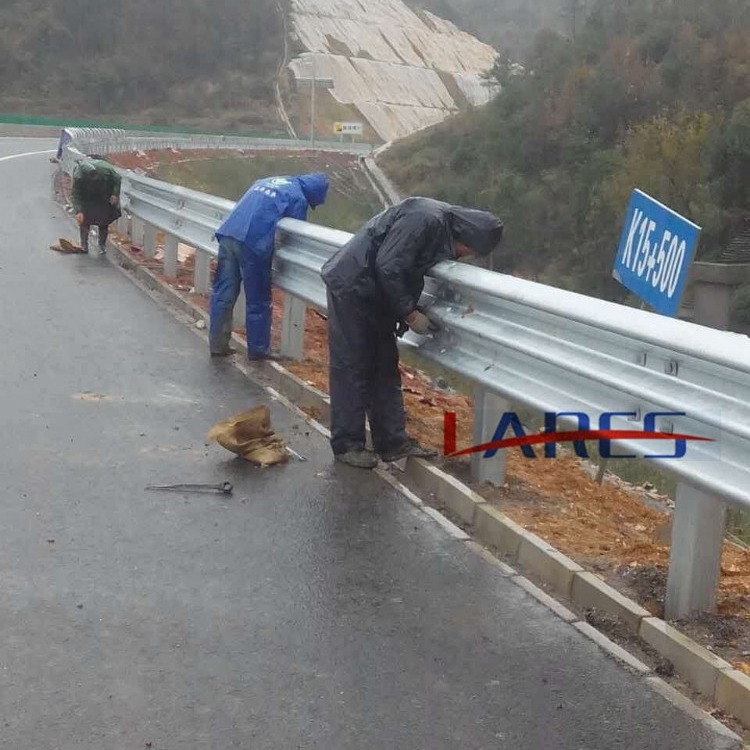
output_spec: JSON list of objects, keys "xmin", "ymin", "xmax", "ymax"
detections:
[
  {"xmin": 612, "ymin": 189, "xmax": 701, "ymax": 316},
  {"xmin": 333, "ymin": 122, "xmax": 363, "ymax": 135}
]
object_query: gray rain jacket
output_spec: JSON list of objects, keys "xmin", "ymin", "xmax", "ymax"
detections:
[{"xmin": 321, "ymin": 197, "xmax": 504, "ymax": 320}]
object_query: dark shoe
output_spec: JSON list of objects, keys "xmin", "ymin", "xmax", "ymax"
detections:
[
  {"xmin": 248, "ymin": 349, "xmax": 285, "ymax": 362},
  {"xmin": 334, "ymin": 450, "xmax": 378, "ymax": 469},
  {"xmin": 98, "ymin": 244, "xmax": 106, "ymax": 255},
  {"xmin": 379, "ymin": 438, "xmax": 437, "ymax": 463},
  {"xmin": 210, "ymin": 346, "xmax": 237, "ymax": 357}
]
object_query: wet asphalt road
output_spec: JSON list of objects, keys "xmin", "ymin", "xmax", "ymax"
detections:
[{"xmin": 0, "ymin": 138, "xmax": 735, "ymax": 749}]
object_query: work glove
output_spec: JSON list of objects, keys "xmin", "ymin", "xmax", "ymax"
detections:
[
  {"xmin": 109, "ymin": 195, "xmax": 119, "ymax": 206},
  {"xmin": 75, "ymin": 212, "xmax": 84, "ymax": 226},
  {"xmin": 404, "ymin": 309, "xmax": 439, "ymax": 336}
]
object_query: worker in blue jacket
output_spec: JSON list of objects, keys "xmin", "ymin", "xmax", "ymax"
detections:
[{"xmin": 209, "ymin": 173, "xmax": 329, "ymax": 359}]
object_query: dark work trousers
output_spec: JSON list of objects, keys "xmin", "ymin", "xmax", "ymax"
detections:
[
  {"xmin": 79, "ymin": 201, "xmax": 120, "ymax": 251},
  {"xmin": 326, "ymin": 289, "xmax": 409, "ymax": 455},
  {"xmin": 79, "ymin": 223, "xmax": 109, "ymax": 250}
]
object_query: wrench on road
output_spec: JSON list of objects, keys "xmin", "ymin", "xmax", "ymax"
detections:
[{"xmin": 146, "ymin": 481, "xmax": 233, "ymax": 495}]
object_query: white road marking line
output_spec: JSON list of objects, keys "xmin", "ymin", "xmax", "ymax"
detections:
[{"xmin": 0, "ymin": 149, "xmax": 56, "ymax": 163}]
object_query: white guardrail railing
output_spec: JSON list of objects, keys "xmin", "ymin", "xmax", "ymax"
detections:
[
  {"xmin": 59, "ymin": 129, "xmax": 750, "ymax": 619},
  {"xmin": 60, "ymin": 126, "xmax": 373, "ymax": 160}
]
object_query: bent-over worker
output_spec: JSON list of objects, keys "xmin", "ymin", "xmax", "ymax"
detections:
[
  {"xmin": 321, "ymin": 197, "xmax": 504, "ymax": 469},
  {"xmin": 71, "ymin": 159, "xmax": 121, "ymax": 254}
]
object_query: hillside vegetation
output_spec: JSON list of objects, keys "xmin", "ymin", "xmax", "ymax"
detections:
[
  {"xmin": 382, "ymin": 0, "xmax": 750, "ymax": 301},
  {"xmin": 414, "ymin": 0, "xmax": 582, "ymax": 56},
  {"xmin": 0, "ymin": 0, "xmax": 283, "ymax": 132}
]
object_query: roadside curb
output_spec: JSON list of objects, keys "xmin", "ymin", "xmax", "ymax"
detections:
[{"xmin": 103, "ymin": 234, "xmax": 749, "ymax": 744}]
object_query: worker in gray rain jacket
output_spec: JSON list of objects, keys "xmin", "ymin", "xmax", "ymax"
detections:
[
  {"xmin": 210, "ymin": 173, "xmax": 329, "ymax": 360},
  {"xmin": 321, "ymin": 197, "xmax": 504, "ymax": 469},
  {"xmin": 71, "ymin": 159, "xmax": 122, "ymax": 254}
]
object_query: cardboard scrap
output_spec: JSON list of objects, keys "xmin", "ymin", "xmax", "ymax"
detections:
[
  {"xmin": 49, "ymin": 238, "xmax": 86, "ymax": 254},
  {"xmin": 207, "ymin": 405, "xmax": 288, "ymax": 467}
]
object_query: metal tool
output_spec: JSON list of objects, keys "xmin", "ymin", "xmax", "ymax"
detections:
[
  {"xmin": 146, "ymin": 481, "xmax": 233, "ymax": 495},
  {"xmin": 286, "ymin": 446, "xmax": 307, "ymax": 462}
]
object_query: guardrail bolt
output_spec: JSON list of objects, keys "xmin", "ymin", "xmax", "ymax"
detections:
[{"xmin": 664, "ymin": 360, "xmax": 679, "ymax": 376}]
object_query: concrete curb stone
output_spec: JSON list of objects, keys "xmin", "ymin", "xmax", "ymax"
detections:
[
  {"xmin": 571, "ymin": 571, "xmax": 652, "ymax": 634},
  {"xmin": 640, "ymin": 617, "xmax": 734, "ymax": 698},
  {"xmin": 474, "ymin": 504, "xmax": 526, "ymax": 557},
  {"xmin": 516, "ymin": 534, "xmax": 584, "ymax": 599},
  {"xmin": 573, "ymin": 621, "xmax": 651, "ymax": 675},
  {"xmin": 463, "ymin": 541, "xmax": 517, "ymax": 576},
  {"xmin": 512, "ymin": 576, "xmax": 579, "ymax": 624},
  {"xmin": 715, "ymin": 670, "xmax": 750, "ymax": 728}
]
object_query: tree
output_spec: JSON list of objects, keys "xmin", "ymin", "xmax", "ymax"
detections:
[
  {"xmin": 0, "ymin": 0, "xmax": 282, "ymax": 130},
  {"xmin": 382, "ymin": 0, "xmax": 750, "ymax": 301},
  {"xmin": 562, "ymin": 0, "xmax": 587, "ymax": 41},
  {"xmin": 711, "ymin": 99, "xmax": 750, "ymax": 216}
]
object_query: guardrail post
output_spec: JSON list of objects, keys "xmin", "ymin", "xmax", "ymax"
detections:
[
  {"xmin": 665, "ymin": 482, "xmax": 726, "ymax": 619},
  {"xmin": 280, "ymin": 293, "xmax": 306, "ymax": 360},
  {"xmin": 193, "ymin": 250, "xmax": 210, "ymax": 294},
  {"xmin": 117, "ymin": 211, "xmax": 131, "ymax": 239},
  {"xmin": 471, "ymin": 388, "xmax": 509, "ymax": 486},
  {"xmin": 131, "ymin": 217, "xmax": 145, "ymax": 251},
  {"xmin": 143, "ymin": 224, "xmax": 157, "ymax": 259},
  {"xmin": 163, "ymin": 235, "xmax": 178, "ymax": 278}
]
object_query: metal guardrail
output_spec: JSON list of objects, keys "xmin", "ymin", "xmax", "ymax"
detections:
[
  {"xmin": 58, "ymin": 128, "xmax": 750, "ymax": 619},
  {"xmin": 420, "ymin": 264, "xmax": 750, "ymax": 503},
  {"xmin": 61, "ymin": 126, "xmax": 373, "ymax": 159}
]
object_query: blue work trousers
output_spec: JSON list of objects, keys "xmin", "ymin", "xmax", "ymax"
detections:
[{"xmin": 209, "ymin": 237, "xmax": 273, "ymax": 357}]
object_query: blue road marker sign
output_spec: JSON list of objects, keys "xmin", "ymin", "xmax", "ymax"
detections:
[{"xmin": 612, "ymin": 189, "xmax": 701, "ymax": 316}]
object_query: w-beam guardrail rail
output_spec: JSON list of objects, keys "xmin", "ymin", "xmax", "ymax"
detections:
[
  {"xmin": 59, "ymin": 128, "xmax": 750, "ymax": 620},
  {"xmin": 60, "ymin": 126, "xmax": 372, "ymax": 160}
]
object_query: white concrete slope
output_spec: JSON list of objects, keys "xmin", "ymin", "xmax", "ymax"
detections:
[{"xmin": 287, "ymin": 0, "xmax": 498, "ymax": 141}]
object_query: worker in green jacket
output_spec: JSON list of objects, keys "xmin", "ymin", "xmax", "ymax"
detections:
[{"xmin": 71, "ymin": 159, "xmax": 122, "ymax": 254}]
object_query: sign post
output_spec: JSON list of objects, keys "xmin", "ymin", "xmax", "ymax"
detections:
[
  {"xmin": 612, "ymin": 189, "xmax": 701, "ymax": 316},
  {"xmin": 612, "ymin": 190, "xmax": 722, "ymax": 618},
  {"xmin": 295, "ymin": 56, "xmax": 334, "ymax": 148},
  {"xmin": 333, "ymin": 122, "xmax": 364, "ymax": 142}
]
